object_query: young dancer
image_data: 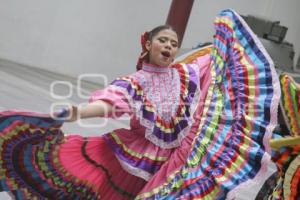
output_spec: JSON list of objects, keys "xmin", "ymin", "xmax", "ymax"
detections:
[{"xmin": 0, "ymin": 9, "xmax": 280, "ymax": 199}]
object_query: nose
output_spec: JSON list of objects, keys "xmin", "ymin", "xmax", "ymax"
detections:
[{"xmin": 165, "ymin": 41, "xmax": 172, "ymax": 50}]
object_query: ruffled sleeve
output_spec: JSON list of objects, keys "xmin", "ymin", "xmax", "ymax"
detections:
[{"xmin": 89, "ymin": 84, "xmax": 132, "ymax": 118}]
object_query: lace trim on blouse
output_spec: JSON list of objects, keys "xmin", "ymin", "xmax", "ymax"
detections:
[{"xmin": 108, "ymin": 64, "xmax": 201, "ymax": 149}]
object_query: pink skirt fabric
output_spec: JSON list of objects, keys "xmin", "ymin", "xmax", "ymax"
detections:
[
  {"xmin": 58, "ymin": 135, "xmax": 147, "ymax": 200},
  {"xmin": 0, "ymin": 110, "xmax": 146, "ymax": 199}
]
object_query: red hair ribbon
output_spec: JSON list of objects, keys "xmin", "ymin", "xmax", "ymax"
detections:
[{"xmin": 136, "ymin": 31, "xmax": 149, "ymax": 71}]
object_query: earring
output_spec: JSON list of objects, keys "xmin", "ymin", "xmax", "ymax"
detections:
[{"xmin": 140, "ymin": 51, "xmax": 148, "ymax": 59}]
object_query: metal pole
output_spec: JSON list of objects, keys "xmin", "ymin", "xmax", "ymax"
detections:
[{"xmin": 166, "ymin": 0, "xmax": 194, "ymax": 47}]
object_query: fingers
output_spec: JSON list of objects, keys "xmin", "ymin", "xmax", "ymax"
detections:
[
  {"xmin": 65, "ymin": 105, "xmax": 78, "ymax": 122},
  {"xmin": 51, "ymin": 105, "xmax": 78, "ymax": 122}
]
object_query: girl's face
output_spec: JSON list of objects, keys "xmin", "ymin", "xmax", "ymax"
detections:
[{"xmin": 146, "ymin": 29, "xmax": 178, "ymax": 67}]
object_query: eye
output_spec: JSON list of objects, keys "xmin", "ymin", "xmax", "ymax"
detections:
[
  {"xmin": 171, "ymin": 42, "xmax": 178, "ymax": 48},
  {"xmin": 158, "ymin": 38, "xmax": 166, "ymax": 43}
]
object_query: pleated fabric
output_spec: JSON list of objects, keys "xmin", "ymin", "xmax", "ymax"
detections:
[
  {"xmin": 136, "ymin": 9, "xmax": 280, "ymax": 200},
  {"xmin": 259, "ymin": 74, "xmax": 300, "ymax": 200},
  {"xmin": 280, "ymin": 74, "xmax": 300, "ymax": 136},
  {"xmin": 0, "ymin": 111, "xmax": 146, "ymax": 199},
  {"xmin": 264, "ymin": 135, "xmax": 300, "ymax": 200}
]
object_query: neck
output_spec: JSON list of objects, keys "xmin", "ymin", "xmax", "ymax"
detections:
[{"xmin": 142, "ymin": 63, "xmax": 170, "ymax": 73}]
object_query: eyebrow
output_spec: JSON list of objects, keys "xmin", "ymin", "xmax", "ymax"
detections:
[{"xmin": 158, "ymin": 36, "xmax": 178, "ymax": 44}]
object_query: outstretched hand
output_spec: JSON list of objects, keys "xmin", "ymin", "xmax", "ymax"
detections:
[
  {"xmin": 64, "ymin": 105, "xmax": 78, "ymax": 122},
  {"xmin": 51, "ymin": 105, "xmax": 78, "ymax": 122}
]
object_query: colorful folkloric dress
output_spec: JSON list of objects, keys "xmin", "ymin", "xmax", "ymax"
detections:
[
  {"xmin": 280, "ymin": 74, "xmax": 300, "ymax": 137},
  {"xmin": 264, "ymin": 142, "xmax": 300, "ymax": 200},
  {"xmin": 0, "ymin": 9, "xmax": 280, "ymax": 199},
  {"xmin": 256, "ymin": 74, "xmax": 300, "ymax": 200}
]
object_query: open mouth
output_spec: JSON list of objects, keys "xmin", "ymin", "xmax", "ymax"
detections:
[{"xmin": 161, "ymin": 51, "xmax": 171, "ymax": 58}]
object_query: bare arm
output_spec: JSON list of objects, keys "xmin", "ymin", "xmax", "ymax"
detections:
[{"xmin": 67, "ymin": 100, "xmax": 113, "ymax": 122}]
